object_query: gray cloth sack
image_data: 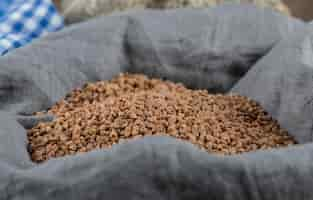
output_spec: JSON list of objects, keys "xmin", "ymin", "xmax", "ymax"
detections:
[{"xmin": 0, "ymin": 4, "xmax": 312, "ymax": 200}]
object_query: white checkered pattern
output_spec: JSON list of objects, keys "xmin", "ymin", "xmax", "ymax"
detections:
[{"xmin": 0, "ymin": 0, "xmax": 64, "ymax": 55}]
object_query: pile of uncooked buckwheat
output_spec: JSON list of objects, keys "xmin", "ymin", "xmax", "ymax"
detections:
[{"xmin": 27, "ymin": 73, "xmax": 296, "ymax": 162}]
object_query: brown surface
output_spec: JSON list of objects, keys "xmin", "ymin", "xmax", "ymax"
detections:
[
  {"xmin": 283, "ymin": 0, "xmax": 313, "ymax": 21},
  {"xmin": 52, "ymin": 0, "xmax": 61, "ymax": 11},
  {"xmin": 28, "ymin": 74, "xmax": 296, "ymax": 163}
]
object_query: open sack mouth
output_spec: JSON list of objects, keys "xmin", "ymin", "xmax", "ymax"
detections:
[{"xmin": 1, "ymin": 4, "xmax": 313, "ymax": 200}]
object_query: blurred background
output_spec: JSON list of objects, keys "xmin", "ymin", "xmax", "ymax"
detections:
[
  {"xmin": 52, "ymin": 0, "xmax": 313, "ymax": 24},
  {"xmin": 282, "ymin": 0, "xmax": 313, "ymax": 21}
]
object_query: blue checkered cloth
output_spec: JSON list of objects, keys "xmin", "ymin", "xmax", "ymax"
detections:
[{"xmin": 0, "ymin": 0, "xmax": 64, "ymax": 55}]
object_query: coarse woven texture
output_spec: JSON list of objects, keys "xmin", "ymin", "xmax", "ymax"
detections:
[
  {"xmin": 0, "ymin": 0, "xmax": 63, "ymax": 55},
  {"xmin": 0, "ymin": 4, "xmax": 313, "ymax": 200}
]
